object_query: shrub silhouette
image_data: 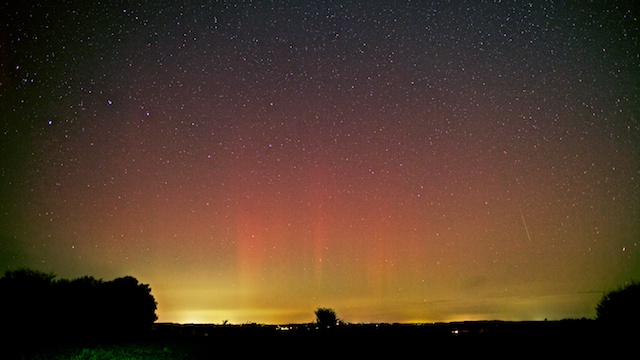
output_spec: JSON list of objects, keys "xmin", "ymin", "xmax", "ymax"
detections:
[
  {"xmin": 596, "ymin": 280, "xmax": 640, "ymax": 325},
  {"xmin": 0, "ymin": 268, "xmax": 157, "ymax": 343},
  {"xmin": 315, "ymin": 307, "xmax": 340, "ymax": 328}
]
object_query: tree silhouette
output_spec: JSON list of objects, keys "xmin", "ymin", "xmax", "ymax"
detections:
[
  {"xmin": 102, "ymin": 275, "xmax": 158, "ymax": 338},
  {"xmin": 0, "ymin": 268, "xmax": 157, "ymax": 343},
  {"xmin": 0, "ymin": 268, "xmax": 57, "ymax": 340},
  {"xmin": 596, "ymin": 281, "xmax": 640, "ymax": 325},
  {"xmin": 54, "ymin": 275, "xmax": 104, "ymax": 338},
  {"xmin": 315, "ymin": 307, "xmax": 340, "ymax": 328}
]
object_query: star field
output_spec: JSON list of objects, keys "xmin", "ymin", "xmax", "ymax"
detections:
[{"xmin": 1, "ymin": 1, "xmax": 639, "ymax": 324}]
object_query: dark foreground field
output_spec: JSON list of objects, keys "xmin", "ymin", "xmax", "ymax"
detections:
[{"xmin": 8, "ymin": 320, "xmax": 629, "ymax": 359}]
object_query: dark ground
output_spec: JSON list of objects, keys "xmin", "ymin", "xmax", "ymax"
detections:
[{"xmin": 7, "ymin": 319, "xmax": 632, "ymax": 359}]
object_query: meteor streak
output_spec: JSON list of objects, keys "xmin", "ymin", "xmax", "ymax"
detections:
[{"xmin": 520, "ymin": 208, "xmax": 532, "ymax": 242}]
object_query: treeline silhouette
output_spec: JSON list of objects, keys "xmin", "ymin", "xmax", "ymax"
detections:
[
  {"xmin": 0, "ymin": 268, "xmax": 157, "ymax": 344},
  {"xmin": 1, "ymin": 266, "xmax": 636, "ymax": 358},
  {"xmin": 596, "ymin": 280, "xmax": 640, "ymax": 326}
]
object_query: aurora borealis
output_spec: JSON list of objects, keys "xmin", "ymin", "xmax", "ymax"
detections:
[{"xmin": 1, "ymin": 1, "xmax": 638, "ymax": 325}]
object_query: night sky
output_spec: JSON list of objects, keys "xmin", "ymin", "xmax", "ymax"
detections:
[{"xmin": 1, "ymin": 1, "xmax": 638, "ymax": 324}]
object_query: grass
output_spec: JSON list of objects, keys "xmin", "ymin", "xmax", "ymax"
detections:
[{"xmin": 22, "ymin": 342, "xmax": 193, "ymax": 360}]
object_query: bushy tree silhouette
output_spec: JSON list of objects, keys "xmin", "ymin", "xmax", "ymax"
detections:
[
  {"xmin": 102, "ymin": 275, "xmax": 158, "ymax": 338},
  {"xmin": 315, "ymin": 307, "xmax": 340, "ymax": 328},
  {"xmin": 54, "ymin": 275, "xmax": 105, "ymax": 338},
  {"xmin": 596, "ymin": 281, "xmax": 640, "ymax": 325},
  {"xmin": 0, "ymin": 268, "xmax": 57, "ymax": 339},
  {"xmin": 0, "ymin": 268, "xmax": 157, "ymax": 344}
]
